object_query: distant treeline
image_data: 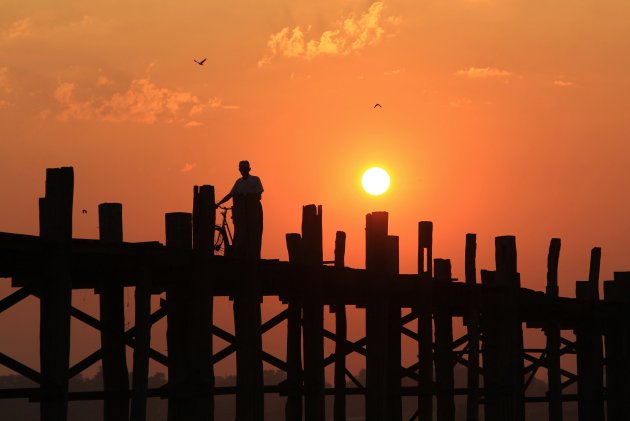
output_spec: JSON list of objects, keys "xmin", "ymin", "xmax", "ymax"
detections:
[{"xmin": 0, "ymin": 367, "xmax": 577, "ymax": 420}]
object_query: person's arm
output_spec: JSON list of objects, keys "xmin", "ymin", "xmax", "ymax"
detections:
[{"xmin": 215, "ymin": 192, "xmax": 233, "ymax": 207}]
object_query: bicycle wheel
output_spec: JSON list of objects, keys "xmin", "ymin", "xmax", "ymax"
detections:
[{"xmin": 214, "ymin": 226, "xmax": 231, "ymax": 256}]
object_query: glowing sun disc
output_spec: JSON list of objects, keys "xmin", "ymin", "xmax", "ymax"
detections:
[{"xmin": 362, "ymin": 167, "xmax": 390, "ymax": 195}]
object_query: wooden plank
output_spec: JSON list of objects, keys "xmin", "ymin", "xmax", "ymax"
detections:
[
  {"xmin": 39, "ymin": 167, "xmax": 73, "ymax": 421},
  {"xmin": 98, "ymin": 203, "xmax": 130, "ymax": 421}
]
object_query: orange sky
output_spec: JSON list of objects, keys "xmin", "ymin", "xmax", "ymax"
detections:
[{"xmin": 1, "ymin": 0, "xmax": 630, "ymax": 378}]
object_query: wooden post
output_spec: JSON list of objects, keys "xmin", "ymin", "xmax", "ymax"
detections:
[
  {"xmin": 192, "ymin": 186, "xmax": 215, "ymax": 419},
  {"xmin": 365, "ymin": 211, "xmax": 391, "ymax": 421},
  {"xmin": 285, "ymin": 233, "xmax": 304, "ymax": 421},
  {"xmin": 98, "ymin": 203, "xmax": 130, "ymax": 421},
  {"xmin": 193, "ymin": 185, "xmax": 215, "ymax": 253},
  {"xmin": 545, "ymin": 238, "xmax": 562, "ymax": 421},
  {"xmin": 464, "ymin": 233, "xmax": 479, "ymax": 421},
  {"xmin": 603, "ymin": 272, "xmax": 630, "ymax": 421},
  {"xmin": 417, "ymin": 221, "xmax": 433, "ymax": 421},
  {"xmin": 333, "ymin": 231, "xmax": 347, "ymax": 421},
  {"xmin": 575, "ymin": 247, "xmax": 604, "ymax": 421},
  {"xmin": 434, "ymin": 258, "xmax": 455, "ymax": 421},
  {"xmin": 418, "ymin": 222, "xmax": 433, "ymax": 276},
  {"xmin": 386, "ymin": 235, "xmax": 402, "ymax": 421},
  {"xmin": 302, "ymin": 205, "xmax": 325, "ymax": 421},
  {"xmin": 481, "ymin": 236, "xmax": 525, "ymax": 421},
  {"xmin": 130, "ymin": 268, "xmax": 151, "ymax": 421},
  {"xmin": 39, "ymin": 167, "xmax": 73, "ymax": 421},
  {"xmin": 233, "ymin": 209, "xmax": 264, "ymax": 421}
]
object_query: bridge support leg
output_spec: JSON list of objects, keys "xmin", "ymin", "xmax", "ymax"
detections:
[
  {"xmin": 39, "ymin": 167, "xmax": 73, "ymax": 421},
  {"xmin": 481, "ymin": 236, "xmax": 524, "ymax": 421},
  {"xmin": 434, "ymin": 259, "xmax": 455, "ymax": 421},
  {"xmin": 98, "ymin": 203, "xmax": 130, "ymax": 421}
]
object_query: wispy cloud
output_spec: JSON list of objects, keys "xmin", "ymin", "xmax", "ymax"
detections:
[
  {"xmin": 384, "ymin": 68, "xmax": 405, "ymax": 77},
  {"xmin": 96, "ymin": 75, "xmax": 113, "ymax": 87},
  {"xmin": 209, "ymin": 97, "xmax": 240, "ymax": 110},
  {"xmin": 0, "ymin": 100, "xmax": 10, "ymax": 109},
  {"xmin": 553, "ymin": 79, "xmax": 575, "ymax": 87},
  {"xmin": 4, "ymin": 18, "xmax": 32, "ymax": 40},
  {"xmin": 449, "ymin": 97, "xmax": 473, "ymax": 108},
  {"xmin": 258, "ymin": 2, "xmax": 400, "ymax": 67},
  {"xmin": 53, "ymin": 78, "xmax": 237, "ymax": 125},
  {"xmin": 0, "ymin": 67, "xmax": 11, "ymax": 93},
  {"xmin": 181, "ymin": 163, "xmax": 197, "ymax": 172},
  {"xmin": 184, "ymin": 121, "xmax": 204, "ymax": 128},
  {"xmin": 456, "ymin": 66, "xmax": 512, "ymax": 79}
]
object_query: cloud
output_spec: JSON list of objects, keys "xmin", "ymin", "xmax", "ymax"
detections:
[
  {"xmin": 258, "ymin": 2, "xmax": 399, "ymax": 66},
  {"xmin": 208, "ymin": 97, "xmax": 240, "ymax": 110},
  {"xmin": 0, "ymin": 100, "xmax": 10, "ymax": 109},
  {"xmin": 456, "ymin": 66, "xmax": 513, "ymax": 79},
  {"xmin": 0, "ymin": 67, "xmax": 11, "ymax": 93},
  {"xmin": 384, "ymin": 68, "xmax": 404, "ymax": 77},
  {"xmin": 4, "ymin": 18, "xmax": 32, "ymax": 40},
  {"xmin": 181, "ymin": 163, "xmax": 197, "ymax": 172},
  {"xmin": 553, "ymin": 80, "xmax": 575, "ymax": 87},
  {"xmin": 184, "ymin": 121, "xmax": 204, "ymax": 128},
  {"xmin": 96, "ymin": 75, "xmax": 113, "ymax": 87},
  {"xmin": 449, "ymin": 98, "xmax": 473, "ymax": 108},
  {"xmin": 53, "ymin": 78, "xmax": 239, "ymax": 125}
]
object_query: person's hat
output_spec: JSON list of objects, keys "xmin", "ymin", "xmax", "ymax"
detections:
[{"xmin": 239, "ymin": 160, "xmax": 250, "ymax": 169}]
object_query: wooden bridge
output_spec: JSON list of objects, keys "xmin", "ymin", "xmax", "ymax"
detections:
[{"xmin": 1, "ymin": 166, "xmax": 629, "ymax": 421}]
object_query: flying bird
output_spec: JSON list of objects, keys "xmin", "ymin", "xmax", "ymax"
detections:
[
  {"xmin": 194, "ymin": 58, "xmax": 207, "ymax": 66},
  {"xmin": 374, "ymin": 103, "xmax": 382, "ymax": 108},
  {"xmin": 82, "ymin": 209, "xmax": 87, "ymax": 214}
]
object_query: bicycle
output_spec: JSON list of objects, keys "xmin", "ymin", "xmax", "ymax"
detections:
[{"xmin": 214, "ymin": 206, "xmax": 233, "ymax": 256}]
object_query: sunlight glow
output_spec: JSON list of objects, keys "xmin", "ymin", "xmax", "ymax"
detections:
[{"xmin": 362, "ymin": 167, "xmax": 390, "ymax": 195}]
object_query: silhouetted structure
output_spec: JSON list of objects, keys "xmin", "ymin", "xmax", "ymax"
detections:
[{"xmin": 0, "ymin": 167, "xmax": 628, "ymax": 421}]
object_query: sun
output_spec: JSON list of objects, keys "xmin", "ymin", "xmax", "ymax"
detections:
[{"xmin": 362, "ymin": 167, "xmax": 390, "ymax": 195}]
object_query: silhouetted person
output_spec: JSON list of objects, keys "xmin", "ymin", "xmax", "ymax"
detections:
[{"xmin": 216, "ymin": 160, "xmax": 264, "ymax": 260}]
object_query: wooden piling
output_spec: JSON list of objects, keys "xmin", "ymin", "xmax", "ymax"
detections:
[
  {"xmin": 386, "ymin": 235, "xmax": 402, "ymax": 421},
  {"xmin": 39, "ymin": 167, "xmax": 73, "ymax": 421},
  {"xmin": 233, "ymin": 205, "xmax": 264, "ymax": 421},
  {"xmin": 434, "ymin": 258, "xmax": 455, "ymax": 421},
  {"xmin": 302, "ymin": 205, "xmax": 325, "ymax": 421},
  {"xmin": 464, "ymin": 233, "xmax": 479, "ymax": 421},
  {"xmin": 575, "ymin": 247, "xmax": 604, "ymax": 421},
  {"xmin": 285, "ymin": 233, "xmax": 304, "ymax": 421},
  {"xmin": 418, "ymin": 221, "xmax": 433, "ymax": 276},
  {"xmin": 365, "ymin": 211, "xmax": 392, "ymax": 421},
  {"xmin": 417, "ymin": 221, "xmax": 433, "ymax": 421},
  {"xmin": 192, "ymin": 185, "xmax": 216, "ymax": 253},
  {"xmin": 545, "ymin": 238, "xmax": 562, "ymax": 421},
  {"xmin": 130, "ymin": 269, "xmax": 151, "ymax": 421},
  {"xmin": 603, "ymin": 272, "xmax": 630, "ymax": 421},
  {"xmin": 481, "ymin": 236, "xmax": 525, "ymax": 421},
  {"xmin": 98, "ymin": 203, "xmax": 130, "ymax": 421},
  {"xmin": 333, "ymin": 231, "xmax": 347, "ymax": 421}
]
